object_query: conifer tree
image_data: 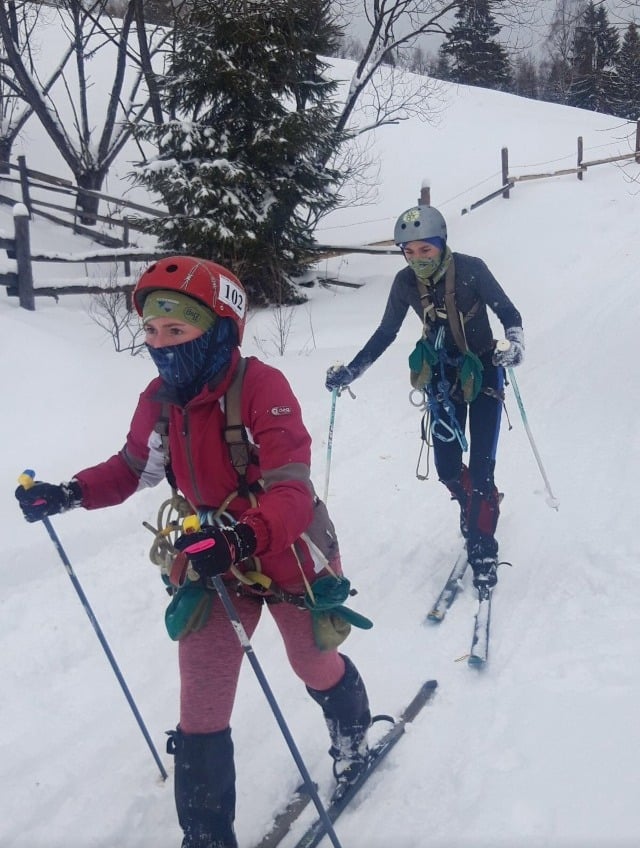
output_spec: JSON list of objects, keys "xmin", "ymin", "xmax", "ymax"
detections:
[
  {"xmin": 568, "ymin": 2, "xmax": 621, "ymax": 114},
  {"xmin": 133, "ymin": 0, "xmax": 343, "ymax": 304},
  {"xmin": 512, "ymin": 53, "xmax": 539, "ymax": 100},
  {"xmin": 616, "ymin": 22, "xmax": 640, "ymax": 120},
  {"xmin": 538, "ymin": 56, "xmax": 574, "ymax": 104},
  {"xmin": 438, "ymin": 0, "xmax": 512, "ymax": 91}
]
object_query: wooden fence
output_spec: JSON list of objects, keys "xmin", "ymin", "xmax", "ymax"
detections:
[
  {"xmin": 3, "ymin": 123, "xmax": 639, "ymax": 310},
  {"xmin": 462, "ymin": 120, "xmax": 640, "ymax": 213},
  {"xmin": 0, "ymin": 155, "xmax": 172, "ymax": 309},
  {"xmin": 0, "ymin": 155, "xmax": 166, "ymax": 248},
  {"xmin": 0, "ymin": 205, "xmax": 174, "ymax": 310}
]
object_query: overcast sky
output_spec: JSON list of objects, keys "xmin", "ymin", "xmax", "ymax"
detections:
[{"xmin": 341, "ymin": 1, "xmax": 640, "ymax": 61}]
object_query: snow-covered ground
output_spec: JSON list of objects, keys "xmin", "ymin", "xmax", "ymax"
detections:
[{"xmin": 2, "ymin": 52, "xmax": 639, "ymax": 848}]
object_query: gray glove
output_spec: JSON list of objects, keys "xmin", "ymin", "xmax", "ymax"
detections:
[
  {"xmin": 325, "ymin": 363, "xmax": 355, "ymax": 392},
  {"xmin": 493, "ymin": 326, "xmax": 524, "ymax": 368}
]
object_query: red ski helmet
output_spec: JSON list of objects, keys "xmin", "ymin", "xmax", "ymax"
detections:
[{"xmin": 134, "ymin": 256, "xmax": 248, "ymax": 343}]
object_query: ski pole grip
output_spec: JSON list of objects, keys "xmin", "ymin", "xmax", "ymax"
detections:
[
  {"xmin": 183, "ymin": 514, "xmax": 202, "ymax": 534},
  {"xmin": 18, "ymin": 469, "xmax": 36, "ymax": 490},
  {"xmin": 18, "ymin": 469, "xmax": 48, "ymax": 506}
]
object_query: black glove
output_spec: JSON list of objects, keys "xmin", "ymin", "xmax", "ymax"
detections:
[
  {"xmin": 325, "ymin": 364, "xmax": 354, "ymax": 392},
  {"xmin": 492, "ymin": 326, "xmax": 525, "ymax": 368},
  {"xmin": 174, "ymin": 523, "xmax": 257, "ymax": 579},
  {"xmin": 15, "ymin": 480, "xmax": 83, "ymax": 523}
]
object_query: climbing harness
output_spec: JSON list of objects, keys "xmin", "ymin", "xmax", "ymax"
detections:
[
  {"xmin": 413, "ymin": 327, "xmax": 469, "ymax": 472},
  {"xmin": 143, "ymin": 357, "xmax": 370, "ymax": 642},
  {"xmin": 409, "ymin": 258, "xmax": 490, "ymax": 480}
]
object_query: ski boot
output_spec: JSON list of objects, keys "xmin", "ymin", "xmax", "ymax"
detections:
[
  {"xmin": 167, "ymin": 726, "xmax": 238, "ymax": 848},
  {"xmin": 307, "ymin": 655, "xmax": 371, "ymax": 801},
  {"xmin": 468, "ymin": 535, "xmax": 499, "ymax": 590}
]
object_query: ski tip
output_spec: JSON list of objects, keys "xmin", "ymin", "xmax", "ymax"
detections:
[
  {"xmin": 467, "ymin": 655, "xmax": 487, "ymax": 667},
  {"xmin": 423, "ymin": 679, "xmax": 439, "ymax": 691},
  {"xmin": 426, "ymin": 610, "xmax": 444, "ymax": 623}
]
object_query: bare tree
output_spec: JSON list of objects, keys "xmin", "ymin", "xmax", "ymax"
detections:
[
  {"xmin": 88, "ymin": 276, "xmax": 146, "ymax": 355},
  {"xmin": 0, "ymin": 2, "xmax": 73, "ymax": 172},
  {"xmin": 327, "ymin": 1, "xmax": 537, "ymax": 148},
  {"xmin": 0, "ymin": 0, "xmax": 169, "ymax": 222},
  {"xmin": 329, "ymin": 1, "xmax": 456, "ymax": 143},
  {"xmin": 540, "ymin": 0, "xmax": 587, "ymax": 103}
]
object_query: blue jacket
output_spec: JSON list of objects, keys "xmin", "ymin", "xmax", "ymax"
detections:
[{"xmin": 348, "ymin": 252, "xmax": 522, "ymax": 375}]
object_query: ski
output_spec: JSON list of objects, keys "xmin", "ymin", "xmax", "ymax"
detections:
[
  {"xmin": 289, "ymin": 679, "xmax": 438, "ymax": 848},
  {"xmin": 426, "ymin": 547, "xmax": 468, "ymax": 622},
  {"xmin": 254, "ymin": 784, "xmax": 314, "ymax": 848},
  {"xmin": 468, "ymin": 585, "xmax": 492, "ymax": 666}
]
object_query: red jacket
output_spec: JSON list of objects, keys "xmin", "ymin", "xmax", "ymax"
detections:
[{"xmin": 74, "ymin": 350, "xmax": 339, "ymax": 587}]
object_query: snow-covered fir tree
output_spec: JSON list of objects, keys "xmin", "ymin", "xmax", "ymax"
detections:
[
  {"xmin": 437, "ymin": 0, "xmax": 511, "ymax": 91},
  {"xmin": 133, "ymin": 0, "xmax": 343, "ymax": 304},
  {"xmin": 616, "ymin": 22, "xmax": 640, "ymax": 120},
  {"xmin": 568, "ymin": 2, "xmax": 621, "ymax": 114}
]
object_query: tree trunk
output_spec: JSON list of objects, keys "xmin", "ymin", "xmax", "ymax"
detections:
[
  {"xmin": 75, "ymin": 170, "xmax": 107, "ymax": 226},
  {"xmin": 0, "ymin": 138, "xmax": 13, "ymax": 174}
]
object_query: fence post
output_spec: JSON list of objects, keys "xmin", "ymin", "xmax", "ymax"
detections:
[
  {"xmin": 14, "ymin": 203, "xmax": 35, "ymax": 311},
  {"xmin": 419, "ymin": 184, "xmax": 431, "ymax": 206},
  {"xmin": 17, "ymin": 155, "xmax": 32, "ymax": 216},
  {"xmin": 501, "ymin": 148, "xmax": 510, "ymax": 198},
  {"xmin": 635, "ymin": 120, "xmax": 640, "ymax": 165},
  {"xmin": 577, "ymin": 136, "xmax": 584, "ymax": 180}
]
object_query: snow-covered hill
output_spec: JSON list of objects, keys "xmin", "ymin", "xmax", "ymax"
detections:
[{"xmin": 2, "ymin": 51, "xmax": 639, "ymax": 848}]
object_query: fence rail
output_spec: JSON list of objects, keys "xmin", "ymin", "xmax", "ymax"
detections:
[
  {"xmin": 463, "ymin": 121, "xmax": 640, "ymax": 213},
  {"xmin": 0, "ymin": 156, "xmax": 166, "ymax": 249},
  {"xmin": 3, "ymin": 122, "xmax": 640, "ymax": 310}
]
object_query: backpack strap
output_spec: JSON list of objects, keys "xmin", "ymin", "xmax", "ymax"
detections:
[
  {"xmin": 416, "ymin": 258, "xmax": 480, "ymax": 355},
  {"xmin": 154, "ymin": 401, "xmax": 178, "ymax": 491},
  {"xmin": 443, "ymin": 259, "xmax": 469, "ymax": 355},
  {"xmin": 223, "ymin": 357, "xmax": 260, "ymax": 498}
]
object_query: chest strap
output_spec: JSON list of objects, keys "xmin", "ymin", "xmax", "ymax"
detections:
[{"xmin": 417, "ymin": 258, "xmax": 480, "ymax": 355}]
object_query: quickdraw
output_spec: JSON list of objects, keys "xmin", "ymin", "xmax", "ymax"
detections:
[{"xmin": 423, "ymin": 327, "xmax": 468, "ymax": 450}]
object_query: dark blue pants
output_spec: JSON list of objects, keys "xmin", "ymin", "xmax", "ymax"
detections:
[{"xmin": 431, "ymin": 359, "xmax": 504, "ymax": 551}]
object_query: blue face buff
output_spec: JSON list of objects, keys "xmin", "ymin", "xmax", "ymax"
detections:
[{"xmin": 147, "ymin": 319, "xmax": 235, "ymax": 400}]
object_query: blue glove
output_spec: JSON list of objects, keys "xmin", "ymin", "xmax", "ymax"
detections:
[
  {"xmin": 15, "ymin": 480, "xmax": 82, "ymax": 523},
  {"xmin": 174, "ymin": 523, "xmax": 257, "ymax": 579},
  {"xmin": 325, "ymin": 364, "xmax": 354, "ymax": 392},
  {"xmin": 493, "ymin": 327, "xmax": 524, "ymax": 368}
]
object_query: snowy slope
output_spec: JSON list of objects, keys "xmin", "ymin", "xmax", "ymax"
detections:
[{"xmin": 2, "ymin": 56, "xmax": 640, "ymax": 848}]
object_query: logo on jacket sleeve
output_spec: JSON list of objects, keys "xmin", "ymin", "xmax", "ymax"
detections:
[{"xmin": 271, "ymin": 405, "xmax": 292, "ymax": 416}]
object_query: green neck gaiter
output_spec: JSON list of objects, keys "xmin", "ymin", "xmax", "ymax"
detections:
[{"xmin": 407, "ymin": 246, "xmax": 452, "ymax": 284}]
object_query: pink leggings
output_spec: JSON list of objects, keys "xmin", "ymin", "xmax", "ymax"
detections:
[{"xmin": 178, "ymin": 591, "xmax": 346, "ymax": 733}]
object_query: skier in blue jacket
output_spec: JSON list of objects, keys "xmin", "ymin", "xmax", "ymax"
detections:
[{"xmin": 326, "ymin": 205, "xmax": 524, "ymax": 588}]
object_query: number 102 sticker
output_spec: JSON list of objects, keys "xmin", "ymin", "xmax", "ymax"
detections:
[{"xmin": 219, "ymin": 274, "xmax": 246, "ymax": 319}]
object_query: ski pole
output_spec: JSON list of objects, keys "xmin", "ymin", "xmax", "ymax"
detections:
[
  {"xmin": 18, "ymin": 471, "xmax": 168, "ymax": 781},
  {"xmin": 323, "ymin": 384, "xmax": 355, "ymax": 504},
  {"xmin": 505, "ymin": 370, "xmax": 560, "ymax": 511},
  {"xmin": 183, "ymin": 515, "xmax": 344, "ymax": 848},
  {"xmin": 323, "ymin": 388, "xmax": 338, "ymax": 503}
]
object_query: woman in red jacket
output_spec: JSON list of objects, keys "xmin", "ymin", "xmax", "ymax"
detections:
[{"xmin": 16, "ymin": 257, "xmax": 371, "ymax": 848}]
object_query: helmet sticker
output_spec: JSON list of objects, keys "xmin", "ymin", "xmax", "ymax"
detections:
[
  {"xmin": 218, "ymin": 274, "xmax": 246, "ymax": 320},
  {"xmin": 403, "ymin": 208, "xmax": 421, "ymax": 223}
]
